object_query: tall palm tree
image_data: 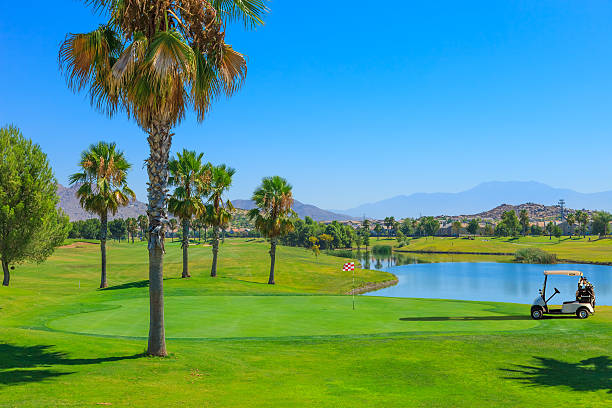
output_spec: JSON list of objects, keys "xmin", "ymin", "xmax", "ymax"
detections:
[
  {"xmin": 168, "ymin": 149, "xmax": 207, "ymax": 278},
  {"xmin": 69, "ymin": 142, "xmax": 134, "ymax": 288},
  {"xmin": 204, "ymin": 164, "xmax": 235, "ymax": 277},
  {"xmin": 126, "ymin": 217, "xmax": 138, "ymax": 242},
  {"xmin": 60, "ymin": 0, "xmax": 268, "ymax": 357},
  {"xmin": 248, "ymin": 176, "xmax": 296, "ymax": 285}
]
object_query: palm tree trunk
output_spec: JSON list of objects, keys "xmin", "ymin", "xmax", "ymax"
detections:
[
  {"xmin": 268, "ymin": 238, "xmax": 277, "ymax": 285},
  {"xmin": 145, "ymin": 119, "xmax": 171, "ymax": 357},
  {"xmin": 100, "ymin": 212, "xmax": 108, "ymax": 289},
  {"xmin": 182, "ymin": 219, "xmax": 190, "ymax": 278},
  {"xmin": 211, "ymin": 227, "xmax": 219, "ymax": 277},
  {"xmin": 2, "ymin": 259, "xmax": 9, "ymax": 286}
]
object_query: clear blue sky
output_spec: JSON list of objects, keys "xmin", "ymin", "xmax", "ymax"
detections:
[{"xmin": 2, "ymin": 1, "xmax": 612, "ymax": 210}]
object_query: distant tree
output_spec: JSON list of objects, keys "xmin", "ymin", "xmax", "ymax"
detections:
[
  {"xmin": 575, "ymin": 210, "xmax": 589, "ymax": 237},
  {"xmin": 383, "ymin": 217, "xmax": 395, "ymax": 238},
  {"xmin": 374, "ymin": 224, "xmax": 383, "ymax": 240},
  {"xmin": 362, "ymin": 230, "xmax": 370, "ymax": 250},
  {"xmin": 451, "ymin": 221, "xmax": 462, "ymax": 237},
  {"xmin": 69, "ymin": 142, "xmax": 134, "ymax": 288},
  {"xmin": 519, "ymin": 209, "xmax": 530, "ymax": 236},
  {"xmin": 420, "ymin": 217, "xmax": 440, "ymax": 237},
  {"xmin": 530, "ymin": 224, "xmax": 543, "ymax": 236},
  {"xmin": 499, "ymin": 211, "xmax": 520, "ymax": 237},
  {"xmin": 362, "ymin": 219, "xmax": 371, "ymax": 234},
  {"xmin": 545, "ymin": 222, "xmax": 554, "ymax": 240},
  {"xmin": 355, "ymin": 234, "xmax": 363, "ymax": 251},
  {"xmin": 168, "ymin": 218, "xmax": 178, "ymax": 242},
  {"xmin": 0, "ymin": 125, "xmax": 70, "ymax": 286},
  {"xmin": 483, "ymin": 224, "xmax": 494, "ymax": 236},
  {"xmin": 108, "ymin": 219, "xmax": 127, "ymax": 242},
  {"xmin": 168, "ymin": 150, "xmax": 208, "ymax": 278},
  {"xmin": 248, "ymin": 176, "xmax": 297, "ymax": 284},
  {"xmin": 400, "ymin": 218, "xmax": 414, "ymax": 236},
  {"xmin": 565, "ymin": 213, "xmax": 576, "ymax": 238},
  {"xmin": 126, "ymin": 217, "xmax": 138, "ymax": 243},
  {"xmin": 553, "ymin": 224, "xmax": 563, "ymax": 241},
  {"xmin": 319, "ymin": 233, "xmax": 333, "ymax": 250},
  {"xmin": 467, "ymin": 219, "xmax": 480, "ymax": 236},
  {"xmin": 205, "ymin": 164, "xmax": 236, "ymax": 278},
  {"xmin": 591, "ymin": 211, "xmax": 612, "ymax": 237},
  {"xmin": 308, "ymin": 236, "xmax": 320, "ymax": 258},
  {"xmin": 137, "ymin": 215, "xmax": 148, "ymax": 241}
]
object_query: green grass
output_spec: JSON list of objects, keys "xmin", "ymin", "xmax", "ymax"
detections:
[
  {"xmin": 1, "ymin": 238, "xmax": 610, "ymax": 407},
  {"xmin": 369, "ymin": 236, "xmax": 612, "ymax": 263}
]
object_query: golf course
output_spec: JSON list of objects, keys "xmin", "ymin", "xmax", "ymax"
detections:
[{"xmin": 1, "ymin": 239, "xmax": 610, "ymax": 407}]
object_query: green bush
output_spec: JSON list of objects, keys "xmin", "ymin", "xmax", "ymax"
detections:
[
  {"xmin": 514, "ymin": 248, "xmax": 557, "ymax": 264},
  {"xmin": 372, "ymin": 245, "xmax": 392, "ymax": 255}
]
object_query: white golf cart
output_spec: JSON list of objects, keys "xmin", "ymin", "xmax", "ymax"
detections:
[{"xmin": 530, "ymin": 270, "xmax": 595, "ymax": 320}]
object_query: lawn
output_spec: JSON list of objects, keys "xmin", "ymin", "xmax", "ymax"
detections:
[
  {"xmin": 1, "ymin": 239, "xmax": 610, "ymax": 407},
  {"xmin": 369, "ymin": 236, "xmax": 612, "ymax": 263}
]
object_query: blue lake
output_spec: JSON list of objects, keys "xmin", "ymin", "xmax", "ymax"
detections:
[{"xmin": 363, "ymin": 260, "xmax": 612, "ymax": 306}]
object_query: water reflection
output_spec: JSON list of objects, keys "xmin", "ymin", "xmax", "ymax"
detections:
[{"xmin": 344, "ymin": 251, "xmax": 612, "ymax": 306}]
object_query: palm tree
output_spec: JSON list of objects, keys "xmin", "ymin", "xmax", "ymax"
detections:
[
  {"xmin": 566, "ymin": 213, "xmax": 576, "ymax": 238},
  {"xmin": 69, "ymin": 142, "xmax": 134, "ymax": 288},
  {"xmin": 126, "ymin": 217, "xmax": 138, "ymax": 243},
  {"xmin": 137, "ymin": 214, "xmax": 148, "ymax": 241},
  {"xmin": 168, "ymin": 218, "xmax": 178, "ymax": 242},
  {"xmin": 60, "ymin": 0, "xmax": 268, "ymax": 357},
  {"xmin": 168, "ymin": 150, "xmax": 208, "ymax": 278},
  {"xmin": 248, "ymin": 176, "xmax": 296, "ymax": 285},
  {"xmin": 204, "ymin": 164, "xmax": 236, "ymax": 277}
]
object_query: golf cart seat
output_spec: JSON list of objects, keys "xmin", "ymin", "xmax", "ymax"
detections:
[{"xmin": 563, "ymin": 301, "xmax": 576, "ymax": 304}]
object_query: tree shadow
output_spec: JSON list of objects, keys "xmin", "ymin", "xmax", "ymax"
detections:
[
  {"xmin": 501, "ymin": 356, "xmax": 611, "ymax": 393},
  {"xmin": 103, "ymin": 280, "xmax": 149, "ymax": 291},
  {"xmin": 0, "ymin": 344, "xmax": 144, "ymax": 386},
  {"xmin": 399, "ymin": 315, "xmax": 531, "ymax": 321}
]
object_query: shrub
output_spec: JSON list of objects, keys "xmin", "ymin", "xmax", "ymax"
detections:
[
  {"xmin": 372, "ymin": 245, "xmax": 392, "ymax": 255},
  {"xmin": 514, "ymin": 248, "xmax": 557, "ymax": 264}
]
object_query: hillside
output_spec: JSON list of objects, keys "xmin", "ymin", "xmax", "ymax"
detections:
[
  {"xmin": 57, "ymin": 184, "xmax": 147, "ymax": 221},
  {"xmin": 233, "ymin": 199, "xmax": 356, "ymax": 222},
  {"xmin": 465, "ymin": 203, "xmax": 575, "ymax": 221}
]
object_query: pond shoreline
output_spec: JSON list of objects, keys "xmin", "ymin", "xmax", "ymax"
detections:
[{"xmin": 348, "ymin": 278, "xmax": 398, "ymax": 295}]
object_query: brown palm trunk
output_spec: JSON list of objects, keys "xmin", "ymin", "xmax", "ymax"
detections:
[
  {"xmin": 100, "ymin": 212, "xmax": 108, "ymax": 288},
  {"xmin": 268, "ymin": 239, "xmax": 277, "ymax": 284},
  {"xmin": 182, "ymin": 219, "xmax": 190, "ymax": 278},
  {"xmin": 2, "ymin": 259, "xmax": 9, "ymax": 286},
  {"xmin": 211, "ymin": 227, "xmax": 219, "ymax": 277},
  {"xmin": 146, "ymin": 119, "xmax": 171, "ymax": 357}
]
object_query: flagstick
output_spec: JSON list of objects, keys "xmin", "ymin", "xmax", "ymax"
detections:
[{"xmin": 352, "ymin": 268, "xmax": 355, "ymax": 310}]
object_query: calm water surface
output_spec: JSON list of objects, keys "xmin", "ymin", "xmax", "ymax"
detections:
[{"xmin": 354, "ymin": 252, "xmax": 612, "ymax": 305}]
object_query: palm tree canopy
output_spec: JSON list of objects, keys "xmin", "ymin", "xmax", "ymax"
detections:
[
  {"xmin": 69, "ymin": 141, "xmax": 135, "ymax": 216},
  {"xmin": 247, "ymin": 176, "xmax": 296, "ymax": 239},
  {"xmin": 168, "ymin": 149, "xmax": 208, "ymax": 220},
  {"xmin": 59, "ymin": 0, "xmax": 269, "ymax": 129},
  {"xmin": 203, "ymin": 163, "xmax": 236, "ymax": 228}
]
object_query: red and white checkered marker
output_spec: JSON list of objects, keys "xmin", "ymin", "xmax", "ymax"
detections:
[{"xmin": 342, "ymin": 262, "xmax": 355, "ymax": 271}]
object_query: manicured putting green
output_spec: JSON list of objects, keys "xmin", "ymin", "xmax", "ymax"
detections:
[{"xmin": 47, "ymin": 295, "xmax": 538, "ymax": 339}]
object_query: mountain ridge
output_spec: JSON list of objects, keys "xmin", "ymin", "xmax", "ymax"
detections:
[{"xmin": 335, "ymin": 181, "xmax": 612, "ymax": 219}]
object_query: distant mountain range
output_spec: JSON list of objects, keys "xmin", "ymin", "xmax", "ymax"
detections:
[
  {"xmin": 232, "ymin": 199, "xmax": 357, "ymax": 222},
  {"xmin": 57, "ymin": 184, "xmax": 147, "ymax": 221},
  {"xmin": 57, "ymin": 184, "xmax": 356, "ymax": 222},
  {"xmin": 334, "ymin": 181, "xmax": 612, "ymax": 219}
]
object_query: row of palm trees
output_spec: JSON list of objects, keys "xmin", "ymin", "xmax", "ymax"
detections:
[{"xmin": 60, "ymin": 0, "xmax": 270, "ymax": 356}]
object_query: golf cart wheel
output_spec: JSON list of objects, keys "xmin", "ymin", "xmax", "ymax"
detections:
[
  {"xmin": 531, "ymin": 307, "xmax": 543, "ymax": 320},
  {"xmin": 576, "ymin": 308, "xmax": 589, "ymax": 319}
]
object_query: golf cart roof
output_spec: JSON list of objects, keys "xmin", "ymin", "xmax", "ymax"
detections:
[{"xmin": 544, "ymin": 270, "xmax": 583, "ymax": 276}]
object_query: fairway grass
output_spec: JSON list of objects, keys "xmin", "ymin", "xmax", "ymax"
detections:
[{"xmin": 1, "ymin": 239, "xmax": 611, "ymax": 407}]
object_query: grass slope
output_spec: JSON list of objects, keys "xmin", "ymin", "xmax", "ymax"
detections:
[{"xmin": 1, "ymin": 239, "xmax": 610, "ymax": 407}]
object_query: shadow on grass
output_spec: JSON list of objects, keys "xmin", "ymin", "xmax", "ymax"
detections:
[
  {"xmin": 0, "ymin": 344, "xmax": 144, "ymax": 386},
  {"xmin": 103, "ymin": 277, "xmax": 180, "ymax": 291},
  {"xmin": 501, "ymin": 356, "xmax": 611, "ymax": 393},
  {"xmin": 399, "ymin": 315, "xmax": 531, "ymax": 321}
]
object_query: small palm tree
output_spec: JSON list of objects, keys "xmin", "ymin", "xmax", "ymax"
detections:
[
  {"xmin": 204, "ymin": 164, "xmax": 235, "ymax": 277},
  {"xmin": 126, "ymin": 217, "xmax": 138, "ymax": 243},
  {"xmin": 248, "ymin": 176, "xmax": 296, "ymax": 284},
  {"xmin": 168, "ymin": 218, "xmax": 178, "ymax": 242},
  {"xmin": 168, "ymin": 150, "xmax": 208, "ymax": 278},
  {"xmin": 137, "ymin": 215, "xmax": 148, "ymax": 241},
  {"xmin": 69, "ymin": 142, "xmax": 134, "ymax": 288}
]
